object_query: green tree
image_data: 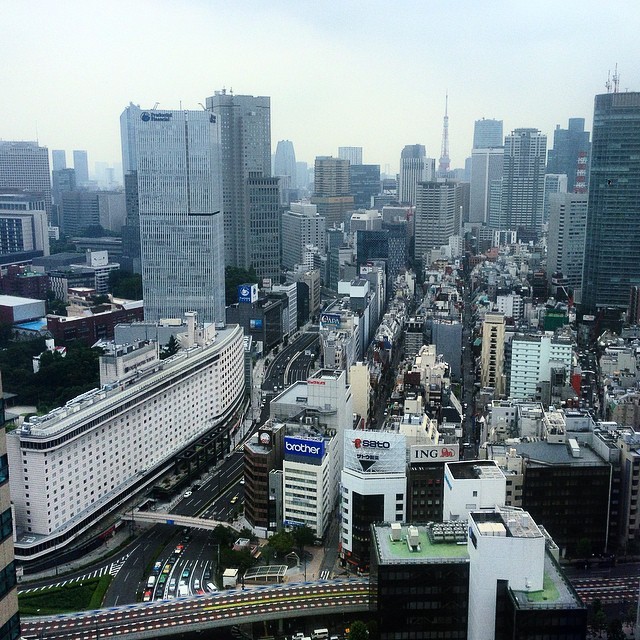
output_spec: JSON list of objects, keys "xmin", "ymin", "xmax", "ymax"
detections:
[
  {"xmin": 347, "ymin": 621, "xmax": 368, "ymax": 640},
  {"xmin": 266, "ymin": 530, "xmax": 295, "ymax": 558},
  {"xmin": 292, "ymin": 525, "xmax": 316, "ymax": 549},
  {"xmin": 607, "ymin": 618, "xmax": 625, "ymax": 640},
  {"xmin": 109, "ymin": 270, "xmax": 143, "ymax": 300},
  {"xmin": 589, "ymin": 599, "xmax": 607, "ymax": 638},
  {"xmin": 576, "ymin": 537, "xmax": 592, "ymax": 559},
  {"xmin": 49, "ymin": 236, "xmax": 78, "ymax": 255},
  {"xmin": 160, "ymin": 335, "xmax": 180, "ymax": 360},
  {"xmin": 225, "ymin": 266, "xmax": 258, "ymax": 305}
]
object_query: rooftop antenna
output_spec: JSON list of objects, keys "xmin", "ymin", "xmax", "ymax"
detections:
[{"xmin": 612, "ymin": 64, "xmax": 620, "ymax": 93}]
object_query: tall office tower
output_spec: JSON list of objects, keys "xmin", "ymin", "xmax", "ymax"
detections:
[
  {"xmin": 296, "ymin": 161, "xmax": 309, "ymax": 190},
  {"xmin": 0, "ymin": 192, "xmax": 49, "ymax": 258},
  {"xmin": 51, "ymin": 149, "xmax": 67, "ymax": 171},
  {"xmin": 398, "ymin": 144, "xmax": 430, "ymax": 205},
  {"xmin": 311, "ymin": 156, "xmax": 354, "ymax": 227},
  {"xmin": 350, "ymin": 164, "xmax": 380, "ymax": 209},
  {"xmin": 205, "ymin": 90, "xmax": 271, "ymax": 269},
  {"xmin": 245, "ymin": 174, "xmax": 281, "ymax": 281},
  {"xmin": 120, "ymin": 104, "xmax": 225, "ymax": 323},
  {"xmin": 473, "ymin": 118, "xmax": 503, "ymax": 149},
  {"xmin": 542, "ymin": 173, "xmax": 568, "ymax": 223},
  {"xmin": 481, "ymin": 312, "xmax": 506, "ymax": 397},
  {"xmin": 583, "ymin": 91, "xmax": 640, "ymax": 311},
  {"xmin": 546, "ymin": 117, "xmax": 591, "ymax": 192},
  {"xmin": 0, "ymin": 375, "xmax": 20, "ymax": 639},
  {"xmin": 437, "ymin": 94, "xmax": 450, "ymax": 174},
  {"xmin": 414, "ymin": 181, "xmax": 461, "ymax": 263},
  {"xmin": 498, "ymin": 128, "xmax": 547, "ymax": 231},
  {"xmin": 338, "ymin": 146, "xmax": 363, "ymax": 165},
  {"xmin": 0, "ymin": 141, "xmax": 52, "ymax": 221},
  {"xmin": 281, "ymin": 203, "xmax": 326, "ymax": 270},
  {"xmin": 469, "ymin": 147, "xmax": 504, "ymax": 223},
  {"xmin": 547, "ymin": 193, "xmax": 588, "ymax": 293},
  {"xmin": 273, "ymin": 140, "xmax": 297, "ymax": 189},
  {"xmin": 73, "ymin": 150, "xmax": 89, "ymax": 185}
]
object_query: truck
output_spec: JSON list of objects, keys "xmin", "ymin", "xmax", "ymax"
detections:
[{"xmin": 178, "ymin": 584, "xmax": 189, "ymax": 597}]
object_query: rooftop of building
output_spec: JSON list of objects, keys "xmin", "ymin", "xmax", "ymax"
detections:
[
  {"xmin": 511, "ymin": 552, "xmax": 586, "ymax": 611},
  {"xmin": 372, "ymin": 522, "xmax": 469, "ymax": 565},
  {"xmin": 513, "ymin": 440, "xmax": 606, "ymax": 467},
  {"xmin": 447, "ymin": 460, "xmax": 504, "ymax": 481},
  {"xmin": 0, "ymin": 294, "xmax": 44, "ymax": 307}
]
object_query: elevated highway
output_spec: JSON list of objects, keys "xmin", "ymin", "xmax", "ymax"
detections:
[
  {"xmin": 121, "ymin": 511, "xmax": 240, "ymax": 532},
  {"xmin": 21, "ymin": 579, "xmax": 371, "ymax": 640}
]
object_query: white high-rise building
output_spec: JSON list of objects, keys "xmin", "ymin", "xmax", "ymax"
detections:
[
  {"xmin": 469, "ymin": 147, "xmax": 504, "ymax": 223},
  {"xmin": 0, "ymin": 141, "xmax": 52, "ymax": 221},
  {"xmin": 281, "ymin": 203, "xmax": 326, "ymax": 270},
  {"xmin": 120, "ymin": 104, "xmax": 225, "ymax": 323},
  {"xmin": 398, "ymin": 144, "xmax": 434, "ymax": 206},
  {"xmin": 509, "ymin": 333, "xmax": 573, "ymax": 400},
  {"xmin": 547, "ymin": 192, "xmax": 588, "ymax": 291},
  {"xmin": 414, "ymin": 181, "xmax": 461, "ymax": 264},
  {"xmin": 8, "ymin": 323, "xmax": 245, "ymax": 561},
  {"xmin": 496, "ymin": 128, "xmax": 547, "ymax": 230},
  {"xmin": 338, "ymin": 146, "xmax": 363, "ymax": 165},
  {"xmin": 542, "ymin": 173, "xmax": 568, "ymax": 223}
]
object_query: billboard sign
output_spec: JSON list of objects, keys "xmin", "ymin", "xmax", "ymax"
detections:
[
  {"xmin": 238, "ymin": 283, "xmax": 259, "ymax": 304},
  {"xmin": 284, "ymin": 436, "xmax": 325, "ymax": 460},
  {"xmin": 344, "ymin": 429, "xmax": 406, "ymax": 473},
  {"xmin": 410, "ymin": 444, "xmax": 459, "ymax": 463},
  {"xmin": 319, "ymin": 313, "xmax": 341, "ymax": 328},
  {"xmin": 249, "ymin": 318, "xmax": 263, "ymax": 329}
]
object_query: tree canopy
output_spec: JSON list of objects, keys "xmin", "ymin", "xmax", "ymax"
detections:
[
  {"xmin": 225, "ymin": 266, "xmax": 258, "ymax": 305},
  {"xmin": 109, "ymin": 270, "xmax": 143, "ymax": 300}
]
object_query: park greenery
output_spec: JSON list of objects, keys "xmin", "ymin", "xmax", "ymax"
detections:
[
  {"xmin": 0, "ymin": 338, "xmax": 102, "ymax": 414},
  {"xmin": 18, "ymin": 575, "xmax": 111, "ymax": 615},
  {"xmin": 225, "ymin": 266, "xmax": 258, "ymax": 305}
]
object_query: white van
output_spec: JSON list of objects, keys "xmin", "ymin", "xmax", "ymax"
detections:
[
  {"xmin": 146, "ymin": 575, "xmax": 156, "ymax": 588},
  {"xmin": 312, "ymin": 630, "xmax": 329, "ymax": 640}
]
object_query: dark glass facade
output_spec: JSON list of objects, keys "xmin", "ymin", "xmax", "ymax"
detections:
[
  {"xmin": 546, "ymin": 118, "xmax": 591, "ymax": 193},
  {"xmin": 371, "ymin": 554, "xmax": 469, "ymax": 640},
  {"xmin": 350, "ymin": 164, "xmax": 381, "ymax": 209},
  {"xmin": 351, "ymin": 493, "xmax": 384, "ymax": 570},
  {"xmin": 583, "ymin": 92, "xmax": 640, "ymax": 310}
]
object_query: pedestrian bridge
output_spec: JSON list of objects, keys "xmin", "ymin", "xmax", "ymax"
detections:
[{"xmin": 122, "ymin": 511, "xmax": 240, "ymax": 532}]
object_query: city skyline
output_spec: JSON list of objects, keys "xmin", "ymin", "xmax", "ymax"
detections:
[{"xmin": 3, "ymin": 1, "xmax": 640, "ymax": 173}]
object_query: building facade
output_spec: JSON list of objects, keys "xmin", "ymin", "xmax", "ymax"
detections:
[
  {"xmin": 546, "ymin": 117, "xmax": 591, "ymax": 193},
  {"xmin": 481, "ymin": 312, "xmax": 506, "ymax": 397},
  {"xmin": 398, "ymin": 144, "xmax": 431, "ymax": 206},
  {"xmin": 8, "ymin": 324, "xmax": 245, "ymax": 562},
  {"xmin": 0, "ymin": 142, "xmax": 52, "ymax": 222},
  {"xmin": 473, "ymin": 118, "xmax": 503, "ymax": 149},
  {"xmin": 546, "ymin": 192, "xmax": 588, "ymax": 292},
  {"xmin": 582, "ymin": 91, "xmax": 640, "ymax": 310},
  {"xmin": 120, "ymin": 104, "xmax": 225, "ymax": 323},
  {"xmin": 414, "ymin": 181, "xmax": 460, "ymax": 264},
  {"xmin": 206, "ymin": 91, "xmax": 271, "ymax": 270},
  {"xmin": 0, "ymin": 193, "xmax": 49, "ymax": 257},
  {"xmin": 469, "ymin": 147, "xmax": 504, "ymax": 224},
  {"xmin": 311, "ymin": 156, "xmax": 353, "ymax": 228},
  {"xmin": 281, "ymin": 203, "xmax": 326, "ymax": 270},
  {"xmin": 496, "ymin": 128, "xmax": 547, "ymax": 231}
]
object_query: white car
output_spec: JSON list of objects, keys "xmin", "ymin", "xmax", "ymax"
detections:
[{"xmin": 183, "ymin": 490, "xmax": 192, "ymax": 498}]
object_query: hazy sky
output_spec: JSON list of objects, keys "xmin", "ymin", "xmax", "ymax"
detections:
[{"xmin": 3, "ymin": 1, "xmax": 640, "ymax": 174}]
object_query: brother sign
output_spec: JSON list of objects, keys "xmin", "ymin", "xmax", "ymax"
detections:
[{"xmin": 284, "ymin": 436, "xmax": 325, "ymax": 459}]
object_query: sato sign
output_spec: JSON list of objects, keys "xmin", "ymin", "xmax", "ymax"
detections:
[
  {"xmin": 238, "ymin": 283, "xmax": 259, "ymax": 304},
  {"xmin": 411, "ymin": 444, "xmax": 459, "ymax": 462},
  {"xmin": 284, "ymin": 436, "xmax": 325, "ymax": 459}
]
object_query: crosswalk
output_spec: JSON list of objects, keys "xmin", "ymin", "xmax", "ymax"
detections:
[
  {"xmin": 319, "ymin": 570, "xmax": 331, "ymax": 580},
  {"xmin": 19, "ymin": 552, "xmax": 131, "ymax": 594}
]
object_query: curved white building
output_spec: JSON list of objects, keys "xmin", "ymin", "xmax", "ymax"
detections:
[{"xmin": 8, "ymin": 324, "xmax": 246, "ymax": 562}]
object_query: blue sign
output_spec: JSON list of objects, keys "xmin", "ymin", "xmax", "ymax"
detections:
[
  {"xmin": 319, "ymin": 313, "xmax": 341, "ymax": 327},
  {"xmin": 140, "ymin": 111, "xmax": 173, "ymax": 122},
  {"xmin": 250, "ymin": 319, "xmax": 263, "ymax": 329},
  {"xmin": 284, "ymin": 436, "xmax": 325, "ymax": 459},
  {"xmin": 238, "ymin": 283, "xmax": 258, "ymax": 304}
]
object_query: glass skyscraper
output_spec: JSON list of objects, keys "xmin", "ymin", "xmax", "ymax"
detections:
[
  {"xmin": 120, "ymin": 104, "xmax": 225, "ymax": 323},
  {"xmin": 582, "ymin": 92, "xmax": 640, "ymax": 310}
]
